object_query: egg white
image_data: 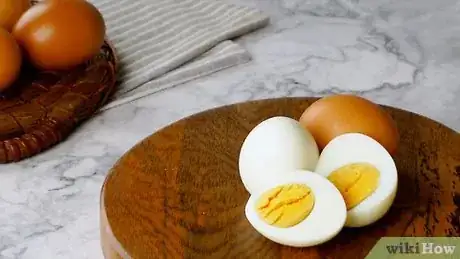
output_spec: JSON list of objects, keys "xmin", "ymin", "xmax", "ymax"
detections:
[
  {"xmin": 314, "ymin": 133, "xmax": 398, "ymax": 228},
  {"xmin": 245, "ymin": 170, "xmax": 347, "ymax": 247},
  {"xmin": 239, "ymin": 116, "xmax": 319, "ymax": 195}
]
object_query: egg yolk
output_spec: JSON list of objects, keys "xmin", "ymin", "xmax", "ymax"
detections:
[
  {"xmin": 255, "ymin": 184, "xmax": 315, "ymax": 228},
  {"xmin": 327, "ymin": 163, "xmax": 380, "ymax": 210}
]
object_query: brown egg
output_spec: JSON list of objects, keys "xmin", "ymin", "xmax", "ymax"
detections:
[
  {"xmin": 12, "ymin": 0, "xmax": 106, "ymax": 70},
  {"xmin": 0, "ymin": 28, "xmax": 22, "ymax": 92},
  {"xmin": 0, "ymin": 0, "xmax": 31, "ymax": 31},
  {"xmin": 299, "ymin": 94, "xmax": 400, "ymax": 155}
]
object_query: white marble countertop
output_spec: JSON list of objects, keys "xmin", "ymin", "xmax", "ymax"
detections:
[{"xmin": 1, "ymin": 0, "xmax": 459, "ymax": 258}]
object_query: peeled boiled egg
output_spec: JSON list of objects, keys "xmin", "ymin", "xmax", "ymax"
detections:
[
  {"xmin": 299, "ymin": 94, "xmax": 400, "ymax": 156},
  {"xmin": 245, "ymin": 170, "xmax": 347, "ymax": 247},
  {"xmin": 239, "ymin": 116, "xmax": 319, "ymax": 194},
  {"xmin": 0, "ymin": 28, "xmax": 22, "ymax": 92},
  {"xmin": 0, "ymin": 0, "xmax": 31, "ymax": 31},
  {"xmin": 13, "ymin": 0, "xmax": 106, "ymax": 70},
  {"xmin": 314, "ymin": 133, "xmax": 398, "ymax": 228}
]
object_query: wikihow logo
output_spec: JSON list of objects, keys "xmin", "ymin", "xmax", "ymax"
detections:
[{"xmin": 365, "ymin": 237, "xmax": 460, "ymax": 258}]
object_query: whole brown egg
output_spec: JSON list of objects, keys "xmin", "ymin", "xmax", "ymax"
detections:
[
  {"xmin": 0, "ymin": 0, "xmax": 31, "ymax": 32},
  {"xmin": 299, "ymin": 94, "xmax": 400, "ymax": 156},
  {"xmin": 12, "ymin": 0, "xmax": 106, "ymax": 70},
  {"xmin": 0, "ymin": 28, "xmax": 22, "ymax": 92}
]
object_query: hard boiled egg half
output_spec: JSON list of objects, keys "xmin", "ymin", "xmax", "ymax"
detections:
[
  {"xmin": 245, "ymin": 170, "xmax": 347, "ymax": 247},
  {"xmin": 315, "ymin": 133, "xmax": 398, "ymax": 228},
  {"xmin": 239, "ymin": 116, "xmax": 319, "ymax": 194}
]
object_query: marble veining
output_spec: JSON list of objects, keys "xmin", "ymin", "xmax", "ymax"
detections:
[{"xmin": 1, "ymin": 0, "xmax": 459, "ymax": 258}]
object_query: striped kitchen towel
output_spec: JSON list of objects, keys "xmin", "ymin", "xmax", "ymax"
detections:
[{"xmin": 88, "ymin": 0, "xmax": 270, "ymax": 111}]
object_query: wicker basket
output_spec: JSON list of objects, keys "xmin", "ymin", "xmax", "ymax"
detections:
[{"xmin": 0, "ymin": 40, "xmax": 118, "ymax": 163}]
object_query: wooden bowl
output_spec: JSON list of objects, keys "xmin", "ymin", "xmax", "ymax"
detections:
[{"xmin": 100, "ymin": 97, "xmax": 460, "ymax": 258}]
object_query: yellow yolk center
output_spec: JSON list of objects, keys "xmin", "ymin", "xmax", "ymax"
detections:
[
  {"xmin": 327, "ymin": 162, "xmax": 380, "ymax": 210},
  {"xmin": 255, "ymin": 183, "xmax": 315, "ymax": 228}
]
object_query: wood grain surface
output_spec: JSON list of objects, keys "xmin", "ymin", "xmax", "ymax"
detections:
[{"xmin": 100, "ymin": 97, "xmax": 460, "ymax": 259}]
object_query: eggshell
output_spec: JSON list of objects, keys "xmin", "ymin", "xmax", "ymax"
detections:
[
  {"xmin": 13, "ymin": 0, "xmax": 106, "ymax": 70},
  {"xmin": 299, "ymin": 94, "xmax": 400, "ymax": 155},
  {"xmin": 0, "ymin": 0, "xmax": 31, "ymax": 31},
  {"xmin": 0, "ymin": 28, "xmax": 22, "ymax": 92},
  {"xmin": 238, "ymin": 116, "xmax": 319, "ymax": 194}
]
